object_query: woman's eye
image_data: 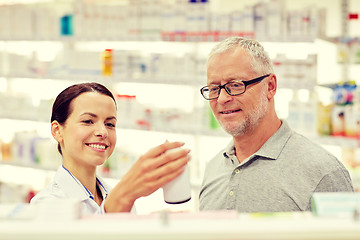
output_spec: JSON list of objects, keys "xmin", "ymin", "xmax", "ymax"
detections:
[
  {"xmin": 82, "ymin": 120, "xmax": 93, "ymax": 124},
  {"xmin": 106, "ymin": 123, "xmax": 116, "ymax": 128}
]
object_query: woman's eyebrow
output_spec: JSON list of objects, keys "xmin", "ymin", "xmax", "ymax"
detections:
[
  {"xmin": 80, "ymin": 112, "xmax": 117, "ymax": 121},
  {"xmin": 80, "ymin": 112, "xmax": 97, "ymax": 117},
  {"xmin": 107, "ymin": 116, "xmax": 117, "ymax": 121}
]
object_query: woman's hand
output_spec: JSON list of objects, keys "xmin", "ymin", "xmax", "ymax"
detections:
[{"xmin": 104, "ymin": 141, "xmax": 191, "ymax": 213}]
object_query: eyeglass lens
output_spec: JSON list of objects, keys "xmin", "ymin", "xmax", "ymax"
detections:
[{"xmin": 203, "ymin": 82, "xmax": 245, "ymax": 99}]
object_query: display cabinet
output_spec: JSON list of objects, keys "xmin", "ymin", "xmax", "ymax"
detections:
[{"xmin": 1, "ymin": 0, "xmax": 359, "ymax": 213}]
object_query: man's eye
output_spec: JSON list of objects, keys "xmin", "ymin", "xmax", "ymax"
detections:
[
  {"xmin": 229, "ymin": 82, "xmax": 242, "ymax": 88},
  {"xmin": 209, "ymin": 86, "xmax": 219, "ymax": 92}
]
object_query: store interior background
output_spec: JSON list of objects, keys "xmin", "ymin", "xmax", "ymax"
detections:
[{"xmin": 0, "ymin": 0, "xmax": 359, "ymax": 214}]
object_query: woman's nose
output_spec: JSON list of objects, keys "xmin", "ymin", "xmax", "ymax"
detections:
[{"xmin": 94, "ymin": 124, "xmax": 108, "ymax": 138}]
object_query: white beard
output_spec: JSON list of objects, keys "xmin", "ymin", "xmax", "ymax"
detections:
[{"xmin": 218, "ymin": 87, "xmax": 269, "ymax": 137}]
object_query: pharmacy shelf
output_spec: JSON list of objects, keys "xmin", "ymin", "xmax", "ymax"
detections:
[
  {"xmin": 0, "ymin": 34, "xmax": 162, "ymax": 42},
  {"xmin": 278, "ymin": 81, "xmax": 316, "ymax": 90},
  {"xmin": 4, "ymin": 74, "xmax": 317, "ymax": 90},
  {"xmin": 0, "ymin": 34, "xmax": 321, "ymax": 43},
  {"xmin": 3, "ymin": 74, "xmax": 206, "ymax": 87},
  {"xmin": 0, "ymin": 115, "xmax": 227, "ymax": 137},
  {"xmin": 0, "ymin": 160, "xmax": 204, "ymax": 190},
  {"xmin": 0, "ymin": 113, "xmax": 356, "ymax": 146},
  {"xmin": 0, "ymin": 160, "xmax": 55, "ymax": 172},
  {"xmin": 312, "ymin": 135, "xmax": 360, "ymax": 148}
]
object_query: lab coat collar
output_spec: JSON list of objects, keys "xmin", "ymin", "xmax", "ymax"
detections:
[{"xmin": 54, "ymin": 166, "xmax": 109, "ymax": 201}]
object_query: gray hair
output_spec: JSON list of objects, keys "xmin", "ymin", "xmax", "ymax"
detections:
[{"xmin": 208, "ymin": 37, "xmax": 273, "ymax": 75}]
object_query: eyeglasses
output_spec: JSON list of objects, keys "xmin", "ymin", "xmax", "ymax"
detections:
[{"xmin": 200, "ymin": 74, "xmax": 270, "ymax": 100}]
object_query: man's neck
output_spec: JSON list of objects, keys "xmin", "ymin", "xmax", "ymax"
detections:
[{"xmin": 233, "ymin": 118, "xmax": 282, "ymax": 163}]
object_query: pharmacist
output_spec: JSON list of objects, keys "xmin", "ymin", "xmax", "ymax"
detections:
[
  {"xmin": 199, "ymin": 37, "xmax": 353, "ymax": 212},
  {"xmin": 31, "ymin": 82, "xmax": 190, "ymax": 215}
]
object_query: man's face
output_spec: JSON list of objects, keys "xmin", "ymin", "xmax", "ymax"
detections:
[{"xmin": 206, "ymin": 47, "xmax": 269, "ymax": 136}]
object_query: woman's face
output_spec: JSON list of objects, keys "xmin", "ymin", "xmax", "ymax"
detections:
[{"xmin": 57, "ymin": 92, "xmax": 117, "ymax": 169}]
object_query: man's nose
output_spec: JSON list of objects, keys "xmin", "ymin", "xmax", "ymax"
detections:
[{"xmin": 217, "ymin": 87, "xmax": 232, "ymax": 103}]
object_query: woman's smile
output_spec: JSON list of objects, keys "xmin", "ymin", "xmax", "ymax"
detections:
[{"xmin": 86, "ymin": 143, "xmax": 109, "ymax": 152}]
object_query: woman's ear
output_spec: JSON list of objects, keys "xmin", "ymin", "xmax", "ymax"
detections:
[{"xmin": 51, "ymin": 121, "xmax": 63, "ymax": 143}]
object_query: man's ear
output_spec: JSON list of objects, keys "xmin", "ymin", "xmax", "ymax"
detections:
[
  {"xmin": 51, "ymin": 120, "xmax": 63, "ymax": 143},
  {"xmin": 266, "ymin": 74, "xmax": 277, "ymax": 100}
]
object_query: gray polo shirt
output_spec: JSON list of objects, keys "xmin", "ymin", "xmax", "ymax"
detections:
[{"xmin": 199, "ymin": 121, "xmax": 354, "ymax": 212}]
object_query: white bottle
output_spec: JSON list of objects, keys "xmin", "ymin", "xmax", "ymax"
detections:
[{"xmin": 162, "ymin": 163, "xmax": 191, "ymax": 204}]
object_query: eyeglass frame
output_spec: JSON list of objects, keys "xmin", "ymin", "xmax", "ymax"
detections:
[{"xmin": 200, "ymin": 74, "xmax": 271, "ymax": 100}]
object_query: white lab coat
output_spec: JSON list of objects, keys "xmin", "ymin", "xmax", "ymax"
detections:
[{"xmin": 30, "ymin": 165, "xmax": 136, "ymax": 216}]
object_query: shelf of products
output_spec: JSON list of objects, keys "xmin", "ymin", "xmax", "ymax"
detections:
[
  {"xmin": 1, "ymin": 0, "xmax": 360, "ymax": 212},
  {"xmin": 0, "ymin": 0, "xmax": 325, "ymax": 42}
]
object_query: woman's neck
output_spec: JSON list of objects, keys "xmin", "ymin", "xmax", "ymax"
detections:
[{"xmin": 62, "ymin": 160, "xmax": 98, "ymax": 197}]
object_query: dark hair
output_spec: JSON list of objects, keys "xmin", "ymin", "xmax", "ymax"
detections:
[{"xmin": 51, "ymin": 82, "xmax": 116, "ymax": 154}]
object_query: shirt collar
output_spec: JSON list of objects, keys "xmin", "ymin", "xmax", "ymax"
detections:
[
  {"xmin": 256, "ymin": 120, "xmax": 293, "ymax": 160},
  {"xmin": 224, "ymin": 140, "xmax": 236, "ymax": 158},
  {"xmin": 223, "ymin": 120, "xmax": 293, "ymax": 161}
]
